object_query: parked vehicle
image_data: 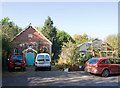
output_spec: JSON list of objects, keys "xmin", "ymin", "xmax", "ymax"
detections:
[
  {"xmin": 85, "ymin": 57, "xmax": 120, "ymax": 77},
  {"xmin": 35, "ymin": 53, "xmax": 51, "ymax": 71},
  {"xmin": 8, "ymin": 55, "xmax": 26, "ymax": 72}
]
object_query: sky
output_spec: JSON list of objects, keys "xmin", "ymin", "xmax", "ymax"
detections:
[{"xmin": 1, "ymin": 2, "xmax": 118, "ymax": 40}]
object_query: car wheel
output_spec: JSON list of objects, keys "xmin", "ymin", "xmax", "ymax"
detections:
[
  {"xmin": 8, "ymin": 68, "xmax": 12, "ymax": 72},
  {"xmin": 23, "ymin": 68, "xmax": 26, "ymax": 71},
  {"xmin": 102, "ymin": 69, "xmax": 110, "ymax": 77},
  {"xmin": 89, "ymin": 72, "xmax": 94, "ymax": 75}
]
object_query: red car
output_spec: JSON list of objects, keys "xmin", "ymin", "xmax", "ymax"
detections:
[
  {"xmin": 85, "ymin": 57, "xmax": 120, "ymax": 77},
  {"xmin": 8, "ymin": 55, "xmax": 26, "ymax": 72}
]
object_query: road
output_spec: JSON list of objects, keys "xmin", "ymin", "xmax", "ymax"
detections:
[{"xmin": 2, "ymin": 66, "xmax": 120, "ymax": 87}]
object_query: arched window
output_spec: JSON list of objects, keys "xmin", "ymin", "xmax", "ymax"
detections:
[
  {"xmin": 28, "ymin": 42, "xmax": 33, "ymax": 48},
  {"xmin": 14, "ymin": 48, "xmax": 18, "ymax": 55}
]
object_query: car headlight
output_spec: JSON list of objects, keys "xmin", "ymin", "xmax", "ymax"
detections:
[{"xmin": 93, "ymin": 70, "xmax": 98, "ymax": 72}]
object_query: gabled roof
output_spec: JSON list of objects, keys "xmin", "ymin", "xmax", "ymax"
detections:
[
  {"xmin": 77, "ymin": 38, "xmax": 100, "ymax": 47},
  {"xmin": 77, "ymin": 38, "xmax": 113, "ymax": 49},
  {"xmin": 22, "ymin": 47, "xmax": 37, "ymax": 53},
  {"xmin": 11, "ymin": 23, "xmax": 52, "ymax": 45}
]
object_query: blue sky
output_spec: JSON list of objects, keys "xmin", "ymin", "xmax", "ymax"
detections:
[{"xmin": 2, "ymin": 2, "xmax": 118, "ymax": 40}]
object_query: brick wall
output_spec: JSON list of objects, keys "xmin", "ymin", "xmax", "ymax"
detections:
[{"xmin": 11, "ymin": 26, "xmax": 50, "ymax": 55}]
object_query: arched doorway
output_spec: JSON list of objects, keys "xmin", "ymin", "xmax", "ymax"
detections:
[{"xmin": 22, "ymin": 47, "xmax": 37, "ymax": 66}]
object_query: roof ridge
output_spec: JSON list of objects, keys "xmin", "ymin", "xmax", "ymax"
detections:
[{"xmin": 11, "ymin": 23, "xmax": 52, "ymax": 45}]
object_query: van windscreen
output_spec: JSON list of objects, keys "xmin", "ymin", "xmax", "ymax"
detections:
[
  {"xmin": 87, "ymin": 59, "xmax": 99, "ymax": 64},
  {"xmin": 37, "ymin": 55, "xmax": 44, "ymax": 61}
]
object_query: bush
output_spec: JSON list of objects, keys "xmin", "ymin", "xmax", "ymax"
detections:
[
  {"xmin": 53, "ymin": 59, "xmax": 58, "ymax": 63},
  {"xmin": 88, "ymin": 55, "xmax": 92, "ymax": 59},
  {"xmin": 66, "ymin": 61, "xmax": 72, "ymax": 66}
]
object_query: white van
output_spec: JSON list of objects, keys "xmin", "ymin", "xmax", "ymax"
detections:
[{"xmin": 35, "ymin": 53, "xmax": 51, "ymax": 71}]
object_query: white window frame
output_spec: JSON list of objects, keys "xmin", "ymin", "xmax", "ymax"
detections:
[{"xmin": 28, "ymin": 34, "xmax": 33, "ymax": 38}]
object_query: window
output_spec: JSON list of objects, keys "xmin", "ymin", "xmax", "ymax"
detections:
[
  {"xmin": 12, "ymin": 56, "xmax": 23, "ymax": 61},
  {"xmin": 28, "ymin": 42, "xmax": 33, "ymax": 48},
  {"xmin": 100, "ymin": 59, "xmax": 115, "ymax": 64},
  {"xmin": 28, "ymin": 34, "xmax": 32, "ymax": 38},
  {"xmin": 100, "ymin": 60, "xmax": 106, "ymax": 64},
  {"xmin": 109, "ymin": 59, "xmax": 116, "ymax": 64},
  {"xmin": 46, "ymin": 55, "xmax": 50, "ymax": 61},
  {"xmin": 100, "ymin": 60, "xmax": 110, "ymax": 64},
  {"xmin": 87, "ymin": 59, "xmax": 99, "ymax": 64},
  {"xmin": 115, "ymin": 59, "xmax": 120, "ymax": 64},
  {"xmin": 14, "ymin": 48, "xmax": 18, "ymax": 55},
  {"xmin": 37, "ymin": 55, "xmax": 44, "ymax": 61}
]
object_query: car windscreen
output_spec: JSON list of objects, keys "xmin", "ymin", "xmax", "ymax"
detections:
[
  {"xmin": 37, "ymin": 55, "xmax": 44, "ymax": 61},
  {"xmin": 87, "ymin": 59, "xmax": 99, "ymax": 64},
  {"xmin": 12, "ymin": 56, "xmax": 23, "ymax": 61},
  {"xmin": 46, "ymin": 55, "xmax": 50, "ymax": 61}
]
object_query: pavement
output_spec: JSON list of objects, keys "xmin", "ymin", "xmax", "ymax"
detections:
[{"xmin": 2, "ymin": 66, "xmax": 120, "ymax": 87}]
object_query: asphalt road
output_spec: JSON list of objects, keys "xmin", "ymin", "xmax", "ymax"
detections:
[{"xmin": 2, "ymin": 66, "xmax": 120, "ymax": 87}]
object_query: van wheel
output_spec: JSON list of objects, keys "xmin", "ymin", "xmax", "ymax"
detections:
[
  {"xmin": 35, "ymin": 67, "xmax": 38, "ymax": 71},
  {"xmin": 102, "ymin": 69, "xmax": 110, "ymax": 77},
  {"xmin": 49, "ymin": 67, "xmax": 51, "ymax": 71}
]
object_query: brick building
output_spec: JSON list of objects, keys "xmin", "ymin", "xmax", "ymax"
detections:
[{"xmin": 11, "ymin": 23, "xmax": 52, "ymax": 65}]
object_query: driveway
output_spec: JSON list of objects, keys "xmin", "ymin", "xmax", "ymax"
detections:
[{"xmin": 2, "ymin": 66, "xmax": 120, "ymax": 86}]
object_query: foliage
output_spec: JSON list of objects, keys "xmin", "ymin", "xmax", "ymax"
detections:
[
  {"xmin": 41, "ymin": 16, "xmax": 57, "ymax": 59},
  {"xmin": 88, "ymin": 55, "xmax": 93, "ymax": 59},
  {"xmin": 1, "ymin": 17, "xmax": 21, "ymax": 68},
  {"xmin": 73, "ymin": 33, "xmax": 90, "ymax": 44},
  {"xmin": 56, "ymin": 30, "xmax": 74, "ymax": 48},
  {"xmin": 35, "ymin": 26, "xmax": 42, "ymax": 32},
  {"xmin": 41, "ymin": 16, "xmax": 74, "ymax": 60},
  {"xmin": 58, "ymin": 56, "xmax": 65, "ymax": 65},
  {"xmin": 55, "ymin": 64, "xmax": 60, "ymax": 69},
  {"xmin": 37, "ymin": 40, "xmax": 47, "ymax": 53},
  {"xmin": 2, "ymin": 35, "xmax": 11, "ymax": 67},
  {"xmin": 118, "ymin": 33, "xmax": 120, "ymax": 57},
  {"xmin": 66, "ymin": 61, "xmax": 73, "ymax": 66},
  {"xmin": 40, "ymin": 48, "xmax": 47, "ymax": 53},
  {"xmin": 1, "ymin": 17, "xmax": 22, "ymax": 39},
  {"xmin": 52, "ymin": 59, "xmax": 58, "ymax": 63},
  {"xmin": 42, "ymin": 16, "xmax": 57, "ymax": 42},
  {"xmin": 54, "ymin": 31, "xmax": 74, "ymax": 58},
  {"xmin": 104, "ymin": 34, "xmax": 118, "ymax": 57},
  {"xmin": 57, "ymin": 31, "xmax": 74, "ymax": 44},
  {"xmin": 60, "ymin": 41, "xmax": 80, "ymax": 64}
]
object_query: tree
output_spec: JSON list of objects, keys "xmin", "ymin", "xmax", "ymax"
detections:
[
  {"xmin": 104, "ymin": 34, "xmax": 118, "ymax": 57},
  {"xmin": 1, "ymin": 17, "xmax": 21, "ymax": 68},
  {"xmin": 41, "ymin": 16, "xmax": 74, "ymax": 60},
  {"xmin": 57, "ymin": 31, "xmax": 74, "ymax": 43},
  {"xmin": 42, "ymin": 16, "xmax": 57, "ymax": 42},
  {"xmin": 56, "ymin": 30, "xmax": 74, "ymax": 52},
  {"xmin": 41, "ymin": 16, "xmax": 57, "ymax": 59},
  {"xmin": 118, "ymin": 33, "xmax": 120, "ymax": 57},
  {"xmin": 52, "ymin": 30, "xmax": 74, "ymax": 59},
  {"xmin": 60, "ymin": 41, "xmax": 80, "ymax": 63},
  {"xmin": 35, "ymin": 26, "xmax": 42, "ymax": 32},
  {"xmin": 73, "ymin": 33, "xmax": 89, "ymax": 44},
  {"xmin": 1, "ymin": 17, "xmax": 21, "ymax": 40}
]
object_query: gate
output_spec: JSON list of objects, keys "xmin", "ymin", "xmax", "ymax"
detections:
[{"xmin": 26, "ymin": 53, "xmax": 35, "ymax": 66}]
